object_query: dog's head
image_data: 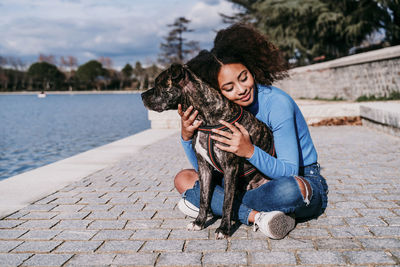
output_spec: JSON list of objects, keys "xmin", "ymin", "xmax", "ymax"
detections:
[{"xmin": 141, "ymin": 63, "xmax": 188, "ymax": 112}]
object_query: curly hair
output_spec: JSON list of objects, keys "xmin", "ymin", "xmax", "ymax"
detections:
[{"xmin": 186, "ymin": 23, "xmax": 288, "ymax": 89}]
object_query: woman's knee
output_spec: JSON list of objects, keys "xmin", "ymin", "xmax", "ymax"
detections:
[{"xmin": 174, "ymin": 169, "xmax": 198, "ymax": 194}]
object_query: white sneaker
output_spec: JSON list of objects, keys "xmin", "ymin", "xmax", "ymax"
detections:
[
  {"xmin": 253, "ymin": 211, "xmax": 295, "ymax": 239},
  {"xmin": 177, "ymin": 198, "xmax": 199, "ymax": 218}
]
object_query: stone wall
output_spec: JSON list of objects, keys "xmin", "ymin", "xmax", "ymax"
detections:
[{"xmin": 274, "ymin": 45, "xmax": 400, "ymax": 101}]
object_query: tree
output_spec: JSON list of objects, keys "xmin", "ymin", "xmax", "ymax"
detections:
[
  {"xmin": 158, "ymin": 17, "xmax": 200, "ymax": 66},
  {"xmin": 27, "ymin": 62, "xmax": 65, "ymax": 90},
  {"xmin": 378, "ymin": 0, "xmax": 400, "ymax": 45},
  {"xmin": 225, "ymin": 0, "xmax": 394, "ymax": 65},
  {"xmin": 38, "ymin": 54, "xmax": 57, "ymax": 65},
  {"xmin": 60, "ymin": 56, "xmax": 78, "ymax": 71},
  {"xmin": 133, "ymin": 61, "xmax": 146, "ymax": 90},
  {"xmin": 98, "ymin": 56, "xmax": 113, "ymax": 69},
  {"xmin": 75, "ymin": 60, "xmax": 107, "ymax": 90},
  {"xmin": 121, "ymin": 63, "xmax": 133, "ymax": 79},
  {"xmin": 119, "ymin": 63, "xmax": 133, "ymax": 89}
]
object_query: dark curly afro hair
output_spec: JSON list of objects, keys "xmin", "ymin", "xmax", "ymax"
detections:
[{"xmin": 186, "ymin": 23, "xmax": 288, "ymax": 90}]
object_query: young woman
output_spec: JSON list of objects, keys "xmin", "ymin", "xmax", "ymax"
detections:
[{"xmin": 174, "ymin": 24, "xmax": 328, "ymax": 239}]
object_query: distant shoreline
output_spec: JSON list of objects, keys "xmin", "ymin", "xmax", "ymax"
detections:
[{"xmin": 0, "ymin": 90, "xmax": 144, "ymax": 95}]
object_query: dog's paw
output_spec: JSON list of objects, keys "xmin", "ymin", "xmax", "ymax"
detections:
[
  {"xmin": 214, "ymin": 228, "xmax": 229, "ymax": 239},
  {"xmin": 187, "ymin": 222, "xmax": 202, "ymax": 231}
]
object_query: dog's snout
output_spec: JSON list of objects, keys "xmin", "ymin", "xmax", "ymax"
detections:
[{"xmin": 141, "ymin": 88, "xmax": 155, "ymax": 109}]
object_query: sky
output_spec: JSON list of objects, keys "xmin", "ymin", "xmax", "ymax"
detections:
[{"xmin": 0, "ymin": 0, "xmax": 237, "ymax": 69}]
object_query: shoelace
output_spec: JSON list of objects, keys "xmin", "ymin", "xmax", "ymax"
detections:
[
  {"xmin": 253, "ymin": 213, "xmax": 261, "ymax": 232},
  {"xmin": 253, "ymin": 223, "xmax": 258, "ymax": 232}
]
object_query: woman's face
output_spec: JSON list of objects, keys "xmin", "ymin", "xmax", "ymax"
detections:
[{"xmin": 217, "ymin": 63, "xmax": 255, "ymax": 107}]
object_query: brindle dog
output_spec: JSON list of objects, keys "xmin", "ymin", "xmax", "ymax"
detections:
[{"xmin": 141, "ymin": 64, "xmax": 274, "ymax": 239}]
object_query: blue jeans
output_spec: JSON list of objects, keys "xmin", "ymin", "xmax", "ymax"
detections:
[{"xmin": 182, "ymin": 163, "xmax": 328, "ymax": 225}]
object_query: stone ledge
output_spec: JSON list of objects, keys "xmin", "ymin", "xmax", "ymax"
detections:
[
  {"xmin": 360, "ymin": 101, "xmax": 400, "ymax": 137},
  {"xmin": 147, "ymin": 101, "xmax": 400, "ymax": 138},
  {"xmin": 289, "ymin": 45, "xmax": 400, "ymax": 73},
  {"xmin": 0, "ymin": 128, "xmax": 180, "ymax": 219},
  {"xmin": 147, "ymin": 101, "xmax": 361, "ymax": 128}
]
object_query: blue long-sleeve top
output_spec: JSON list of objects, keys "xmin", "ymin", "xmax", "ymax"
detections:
[{"xmin": 181, "ymin": 84, "xmax": 318, "ymax": 179}]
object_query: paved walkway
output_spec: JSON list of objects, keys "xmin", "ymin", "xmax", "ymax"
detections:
[{"xmin": 0, "ymin": 125, "xmax": 399, "ymax": 266}]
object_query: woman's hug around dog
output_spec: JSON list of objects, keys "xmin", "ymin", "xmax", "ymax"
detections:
[
  {"xmin": 142, "ymin": 23, "xmax": 328, "ymax": 240},
  {"xmin": 142, "ymin": 63, "xmax": 275, "ymax": 238}
]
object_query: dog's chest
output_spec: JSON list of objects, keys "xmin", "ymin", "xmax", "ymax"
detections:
[{"xmin": 194, "ymin": 132, "xmax": 214, "ymax": 167}]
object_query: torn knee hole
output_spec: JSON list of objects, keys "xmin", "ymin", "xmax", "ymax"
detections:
[{"xmin": 294, "ymin": 176, "xmax": 312, "ymax": 205}]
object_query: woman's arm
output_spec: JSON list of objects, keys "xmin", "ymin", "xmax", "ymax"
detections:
[
  {"xmin": 178, "ymin": 104, "xmax": 201, "ymax": 172},
  {"xmin": 247, "ymin": 95, "xmax": 299, "ymax": 178},
  {"xmin": 247, "ymin": 117, "xmax": 299, "ymax": 178},
  {"xmin": 181, "ymin": 138, "xmax": 199, "ymax": 171}
]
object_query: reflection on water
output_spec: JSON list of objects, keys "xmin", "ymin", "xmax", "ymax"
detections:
[{"xmin": 0, "ymin": 93, "xmax": 150, "ymax": 180}]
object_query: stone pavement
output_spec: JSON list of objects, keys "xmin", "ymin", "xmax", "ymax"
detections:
[{"xmin": 0, "ymin": 125, "xmax": 399, "ymax": 266}]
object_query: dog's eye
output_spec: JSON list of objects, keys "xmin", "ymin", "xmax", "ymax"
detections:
[{"xmin": 170, "ymin": 64, "xmax": 182, "ymax": 80}]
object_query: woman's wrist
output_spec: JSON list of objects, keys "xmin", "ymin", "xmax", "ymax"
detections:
[
  {"xmin": 245, "ymin": 145, "xmax": 255, "ymax": 159},
  {"xmin": 181, "ymin": 132, "xmax": 192, "ymax": 141}
]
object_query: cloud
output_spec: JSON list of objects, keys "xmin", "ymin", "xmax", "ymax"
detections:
[{"xmin": 0, "ymin": 0, "xmax": 236, "ymax": 68}]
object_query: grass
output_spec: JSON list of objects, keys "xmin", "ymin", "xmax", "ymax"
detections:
[
  {"xmin": 299, "ymin": 96, "xmax": 345, "ymax": 101},
  {"xmin": 356, "ymin": 91, "xmax": 400, "ymax": 102}
]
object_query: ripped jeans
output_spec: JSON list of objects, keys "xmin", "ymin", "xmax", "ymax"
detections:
[{"xmin": 182, "ymin": 163, "xmax": 328, "ymax": 225}]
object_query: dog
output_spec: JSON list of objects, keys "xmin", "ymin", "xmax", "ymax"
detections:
[{"xmin": 141, "ymin": 63, "xmax": 275, "ymax": 239}]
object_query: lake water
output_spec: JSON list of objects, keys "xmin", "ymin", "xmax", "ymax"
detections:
[{"xmin": 0, "ymin": 93, "xmax": 151, "ymax": 180}]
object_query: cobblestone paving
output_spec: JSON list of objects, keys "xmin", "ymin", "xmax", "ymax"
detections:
[{"xmin": 0, "ymin": 125, "xmax": 399, "ymax": 266}]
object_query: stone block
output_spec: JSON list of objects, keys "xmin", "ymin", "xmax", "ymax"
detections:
[
  {"xmin": 22, "ymin": 254, "xmax": 73, "ymax": 266},
  {"xmin": 185, "ymin": 239, "xmax": 227, "ymax": 252},
  {"xmin": 329, "ymin": 226, "xmax": 373, "ymax": 238},
  {"xmin": 120, "ymin": 210, "xmax": 155, "ymax": 220},
  {"xmin": 92, "ymin": 229, "xmax": 133, "ymax": 241},
  {"xmin": 52, "ymin": 220, "xmax": 92, "ymax": 230},
  {"xmin": 55, "ymin": 240, "xmax": 103, "ymax": 253},
  {"xmin": 124, "ymin": 219, "xmax": 162, "ymax": 230},
  {"xmin": 18, "ymin": 230, "xmax": 61, "ymax": 240},
  {"xmin": 12, "ymin": 240, "xmax": 62, "ymax": 253},
  {"xmin": 112, "ymin": 253, "xmax": 158, "ymax": 266},
  {"xmin": 141, "ymin": 240, "xmax": 184, "ymax": 252},
  {"xmin": 0, "ymin": 220, "xmax": 24, "ymax": 229},
  {"xmin": 345, "ymin": 217, "xmax": 386, "ymax": 226},
  {"xmin": 368, "ymin": 226, "xmax": 400, "ymax": 237},
  {"xmin": 269, "ymin": 237, "xmax": 314, "ymax": 250},
  {"xmin": 85, "ymin": 211, "xmax": 121, "ymax": 220},
  {"xmin": 157, "ymin": 252, "xmax": 202, "ymax": 266},
  {"xmin": 298, "ymin": 251, "xmax": 346, "ymax": 265},
  {"xmin": 251, "ymin": 251, "xmax": 296, "ymax": 265},
  {"xmin": 203, "ymin": 251, "xmax": 247, "ymax": 266},
  {"xmin": 20, "ymin": 211, "xmax": 59, "ymax": 220},
  {"xmin": 314, "ymin": 238, "xmax": 361, "ymax": 250},
  {"xmin": 359, "ymin": 238, "xmax": 400, "ymax": 249},
  {"xmin": 17, "ymin": 220, "xmax": 59, "ymax": 229},
  {"xmin": 97, "ymin": 240, "xmax": 144, "ymax": 253},
  {"xmin": 53, "ymin": 211, "xmax": 91, "ymax": 220},
  {"xmin": 65, "ymin": 253, "xmax": 115, "ymax": 266},
  {"xmin": 54, "ymin": 230, "xmax": 98, "ymax": 241},
  {"xmin": 131, "ymin": 229, "xmax": 170, "ymax": 240},
  {"xmin": 51, "ymin": 204, "xmax": 86, "ymax": 212},
  {"xmin": 87, "ymin": 219, "xmax": 127, "ymax": 230},
  {"xmin": 168, "ymin": 229, "xmax": 208, "ymax": 240},
  {"xmin": 0, "ymin": 240, "xmax": 23, "ymax": 252},
  {"xmin": 344, "ymin": 250, "xmax": 396, "ymax": 265},
  {"xmin": 0, "ymin": 253, "xmax": 32, "ymax": 266}
]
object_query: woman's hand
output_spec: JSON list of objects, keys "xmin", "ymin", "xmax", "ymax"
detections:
[
  {"xmin": 211, "ymin": 120, "xmax": 255, "ymax": 159},
  {"xmin": 178, "ymin": 104, "xmax": 202, "ymax": 141}
]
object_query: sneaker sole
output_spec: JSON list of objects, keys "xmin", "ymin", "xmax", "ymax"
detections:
[
  {"xmin": 268, "ymin": 212, "xmax": 295, "ymax": 239},
  {"xmin": 177, "ymin": 199, "xmax": 199, "ymax": 218}
]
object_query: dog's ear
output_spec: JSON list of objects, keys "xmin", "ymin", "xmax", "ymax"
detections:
[{"xmin": 170, "ymin": 63, "xmax": 183, "ymax": 80}]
